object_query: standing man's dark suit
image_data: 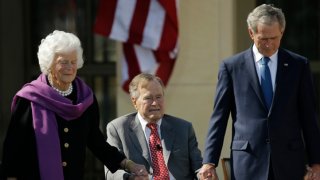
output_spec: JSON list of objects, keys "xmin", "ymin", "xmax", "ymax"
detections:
[
  {"xmin": 199, "ymin": 4, "xmax": 320, "ymax": 180},
  {"xmin": 203, "ymin": 47, "xmax": 320, "ymax": 179}
]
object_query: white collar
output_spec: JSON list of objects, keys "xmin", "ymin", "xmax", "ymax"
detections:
[
  {"xmin": 252, "ymin": 44, "xmax": 278, "ymax": 63},
  {"xmin": 137, "ymin": 112, "xmax": 162, "ymax": 131}
]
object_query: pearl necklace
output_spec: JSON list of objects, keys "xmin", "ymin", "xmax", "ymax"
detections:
[{"xmin": 48, "ymin": 77, "xmax": 73, "ymax": 96}]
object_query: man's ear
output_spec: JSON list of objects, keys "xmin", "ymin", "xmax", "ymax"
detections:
[
  {"xmin": 248, "ymin": 28, "xmax": 254, "ymax": 40},
  {"xmin": 131, "ymin": 97, "xmax": 138, "ymax": 110}
]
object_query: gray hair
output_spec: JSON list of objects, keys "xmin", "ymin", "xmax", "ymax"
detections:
[
  {"xmin": 37, "ymin": 30, "xmax": 84, "ymax": 75},
  {"xmin": 129, "ymin": 73, "xmax": 165, "ymax": 99},
  {"xmin": 247, "ymin": 4, "xmax": 286, "ymax": 33}
]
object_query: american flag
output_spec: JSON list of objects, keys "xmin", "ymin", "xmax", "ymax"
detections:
[{"xmin": 94, "ymin": 0, "xmax": 179, "ymax": 92}]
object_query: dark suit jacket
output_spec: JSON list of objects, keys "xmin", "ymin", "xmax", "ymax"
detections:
[
  {"xmin": 105, "ymin": 113, "xmax": 203, "ymax": 180},
  {"xmin": 203, "ymin": 47, "xmax": 320, "ymax": 180}
]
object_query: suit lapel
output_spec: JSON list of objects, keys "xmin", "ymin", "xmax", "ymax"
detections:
[
  {"xmin": 272, "ymin": 49, "xmax": 290, "ymax": 108},
  {"xmin": 160, "ymin": 116, "xmax": 174, "ymax": 165},
  {"xmin": 129, "ymin": 116, "xmax": 152, "ymax": 164},
  {"xmin": 244, "ymin": 49, "xmax": 266, "ymax": 108}
]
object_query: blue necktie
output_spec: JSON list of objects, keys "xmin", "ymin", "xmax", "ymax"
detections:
[{"xmin": 260, "ymin": 57, "xmax": 273, "ymax": 110}]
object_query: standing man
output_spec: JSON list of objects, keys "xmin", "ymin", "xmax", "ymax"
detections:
[
  {"xmin": 199, "ymin": 4, "xmax": 320, "ymax": 180},
  {"xmin": 105, "ymin": 73, "xmax": 203, "ymax": 180}
]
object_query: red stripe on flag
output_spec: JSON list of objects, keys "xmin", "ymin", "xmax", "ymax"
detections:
[
  {"xmin": 158, "ymin": 0, "xmax": 178, "ymax": 27},
  {"xmin": 153, "ymin": 50, "xmax": 176, "ymax": 86},
  {"xmin": 122, "ymin": 43, "xmax": 141, "ymax": 92},
  {"xmin": 93, "ymin": 0, "xmax": 117, "ymax": 36},
  {"xmin": 127, "ymin": 0, "xmax": 151, "ymax": 44},
  {"xmin": 157, "ymin": 0, "xmax": 178, "ymax": 51}
]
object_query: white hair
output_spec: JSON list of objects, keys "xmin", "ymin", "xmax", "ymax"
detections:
[{"xmin": 37, "ymin": 30, "xmax": 84, "ymax": 75}]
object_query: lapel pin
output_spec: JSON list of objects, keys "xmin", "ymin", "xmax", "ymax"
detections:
[{"xmin": 284, "ymin": 63, "xmax": 288, "ymax": 66}]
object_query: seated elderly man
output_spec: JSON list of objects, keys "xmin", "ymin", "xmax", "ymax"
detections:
[{"xmin": 105, "ymin": 73, "xmax": 203, "ymax": 180}]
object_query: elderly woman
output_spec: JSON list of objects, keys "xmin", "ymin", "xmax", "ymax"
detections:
[{"xmin": 1, "ymin": 30, "xmax": 148, "ymax": 180}]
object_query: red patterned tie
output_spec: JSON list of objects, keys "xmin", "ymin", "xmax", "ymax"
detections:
[{"xmin": 147, "ymin": 123, "xmax": 169, "ymax": 180}]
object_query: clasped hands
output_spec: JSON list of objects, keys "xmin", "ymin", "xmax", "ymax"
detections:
[
  {"xmin": 123, "ymin": 159, "xmax": 149, "ymax": 180},
  {"xmin": 198, "ymin": 164, "xmax": 219, "ymax": 180},
  {"xmin": 198, "ymin": 163, "xmax": 320, "ymax": 180}
]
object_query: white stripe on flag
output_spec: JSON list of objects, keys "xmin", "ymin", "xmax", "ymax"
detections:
[
  {"xmin": 120, "ymin": 44, "xmax": 158, "ymax": 85},
  {"xmin": 110, "ymin": 0, "xmax": 137, "ymax": 42},
  {"xmin": 141, "ymin": 0, "xmax": 165, "ymax": 50},
  {"xmin": 134, "ymin": 45, "xmax": 158, "ymax": 73},
  {"xmin": 109, "ymin": 0, "xmax": 165, "ymax": 50}
]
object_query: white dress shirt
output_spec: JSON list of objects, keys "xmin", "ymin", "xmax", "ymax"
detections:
[{"xmin": 252, "ymin": 44, "xmax": 278, "ymax": 92}]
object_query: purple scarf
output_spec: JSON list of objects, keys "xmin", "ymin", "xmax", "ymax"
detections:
[{"xmin": 11, "ymin": 73, "xmax": 93, "ymax": 180}]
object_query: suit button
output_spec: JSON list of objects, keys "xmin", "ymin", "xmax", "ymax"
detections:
[
  {"xmin": 62, "ymin": 161, "xmax": 67, "ymax": 167},
  {"xmin": 64, "ymin": 143, "xmax": 69, "ymax": 148},
  {"xmin": 64, "ymin": 128, "xmax": 69, "ymax": 133},
  {"xmin": 266, "ymin": 139, "xmax": 270, "ymax": 143}
]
